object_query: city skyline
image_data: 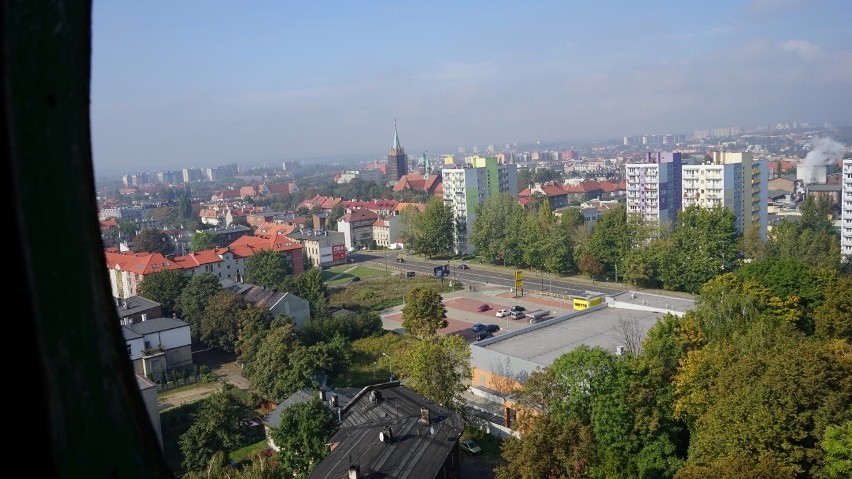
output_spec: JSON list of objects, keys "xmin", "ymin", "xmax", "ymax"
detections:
[{"xmin": 92, "ymin": 1, "xmax": 852, "ymax": 175}]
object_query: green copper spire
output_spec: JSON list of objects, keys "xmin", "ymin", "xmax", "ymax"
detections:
[{"xmin": 392, "ymin": 119, "xmax": 402, "ymax": 150}]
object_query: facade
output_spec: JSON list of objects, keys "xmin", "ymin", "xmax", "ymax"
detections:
[
  {"xmin": 205, "ymin": 224, "xmax": 252, "ymax": 247},
  {"xmin": 625, "ymin": 151, "xmax": 683, "ymax": 226},
  {"xmin": 386, "ymin": 123, "xmax": 409, "ymax": 181},
  {"xmin": 843, "ymin": 159, "xmax": 852, "ymax": 259},
  {"xmin": 337, "ymin": 169, "xmax": 384, "ymax": 184},
  {"xmin": 371, "ymin": 216, "xmax": 401, "ymax": 247},
  {"xmin": 172, "ymin": 247, "xmax": 246, "ymax": 281},
  {"xmin": 309, "ymin": 382, "xmax": 465, "ymax": 479},
  {"xmin": 441, "ymin": 156, "xmax": 519, "ymax": 254},
  {"xmin": 682, "ymin": 151, "xmax": 768, "ymax": 237},
  {"xmin": 228, "ymin": 234, "xmax": 305, "ymax": 275},
  {"xmin": 287, "ymin": 229, "xmax": 348, "ymax": 269},
  {"xmin": 105, "ymin": 251, "xmax": 182, "ymax": 299},
  {"xmin": 337, "ymin": 208, "xmax": 380, "ymax": 250},
  {"xmin": 122, "ymin": 317, "xmax": 192, "ymax": 377}
]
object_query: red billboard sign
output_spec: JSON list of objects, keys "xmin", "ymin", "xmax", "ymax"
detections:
[{"xmin": 332, "ymin": 244, "xmax": 346, "ymax": 261}]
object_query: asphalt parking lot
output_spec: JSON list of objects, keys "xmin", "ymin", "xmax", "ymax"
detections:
[{"xmin": 381, "ymin": 285, "xmax": 574, "ymax": 341}]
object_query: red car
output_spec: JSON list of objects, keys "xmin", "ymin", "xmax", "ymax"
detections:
[{"xmin": 476, "ymin": 304, "xmax": 489, "ymax": 312}]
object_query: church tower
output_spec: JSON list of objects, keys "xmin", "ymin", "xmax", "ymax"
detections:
[{"xmin": 387, "ymin": 120, "xmax": 408, "ymax": 181}]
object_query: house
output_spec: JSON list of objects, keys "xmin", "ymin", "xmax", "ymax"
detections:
[
  {"xmin": 340, "ymin": 199, "xmax": 400, "ymax": 217},
  {"xmin": 242, "ymin": 285, "xmax": 311, "ymax": 326},
  {"xmin": 298, "ymin": 195, "xmax": 343, "ymax": 212},
  {"xmin": 287, "ymin": 229, "xmax": 348, "ymax": 269},
  {"xmin": 337, "ymin": 208, "xmax": 380, "ymax": 250},
  {"xmin": 172, "ymin": 247, "xmax": 246, "ymax": 281},
  {"xmin": 519, "ymin": 182, "xmax": 569, "ymax": 209},
  {"xmin": 104, "ymin": 251, "xmax": 182, "ymax": 299},
  {"xmin": 122, "ymin": 317, "xmax": 192, "ymax": 377},
  {"xmin": 393, "ymin": 174, "xmax": 443, "ymax": 197},
  {"xmin": 308, "ymin": 382, "xmax": 465, "ymax": 479},
  {"xmin": 115, "ymin": 296, "xmax": 162, "ymax": 325},
  {"xmin": 564, "ymin": 180, "xmax": 603, "ymax": 203},
  {"xmin": 229, "ymin": 227, "xmax": 305, "ymax": 275}
]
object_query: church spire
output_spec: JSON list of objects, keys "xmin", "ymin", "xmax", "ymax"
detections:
[{"xmin": 392, "ymin": 119, "xmax": 402, "ymax": 152}]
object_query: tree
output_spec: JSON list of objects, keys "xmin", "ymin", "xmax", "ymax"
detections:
[
  {"xmin": 813, "ymin": 275, "xmax": 852, "ymax": 341},
  {"xmin": 285, "ymin": 268, "xmax": 328, "ymax": 318},
  {"xmin": 244, "ymin": 250, "xmax": 291, "ymax": 288},
  {"xmin": 176, "ymin": 272, "xmax": 222, "ymax": 334},
  {"xmin": 400, "ymin": 334, "xmax": 471, "ymax": 409},
  {"xmin": 183, "ymin": 451, "xmax": 280, "ymax": 479},
  {"xmin": 401, "ymin": 287, "xmax": 448, "ymax": 338},
  {"xmin": 496, "ymin": 415, "xmax": 597, "ymax": 479},
  {"xmin": 679, "ymin": 337, "xmax": 852, "ymax": 477},
  {"xmin": 740, "ymin": 222, "xmax": 767, "ymax": 262},
  {"xmin": 137, "ymin": 269, "xmax": 189, "ymax": 316},
  {"xmin": 578, "ymin": 253, "xmax": 603, "ymax": 280},
  {"xmin": 198, "ymin": 291, "xmax": 250, "ymax": 351},
  {"xmin": 585, "ymin": 204, "xmax": 637, "ymax": 278},
  {"xmin": 133, "ymin": 227, "xmax": 172, "ymax": 254},
  {"xmin": 820, "ymin": 420, "xmax": 852, "ymax": 479},
  {"xmin": 658, "ymin": 205, "xmax": 740, "ymax": 293},
  {"xmin": 400, "ymin": 198, "xmax": 453, "ymax": 258},
  {"xmin": 270, "ymin": 399, "xmax": 338, "ymax": 479},
  {"xmin": 179, "ymin": 387, "xmax": 253, "ymax": 472},
  {"xmin": 469, "ymin": 194, "xmax": 526, "ymax": 265},
  {"xmin": 326, "ymin": 203, "xmax": 346, "ymax": 231},
  {"xmin": 190, "ymin": 230, "xmax": 217, "ymax": 252},
  {"xmin": 800, "ymin": 194, "xmax": 835, "ymax": 233}
]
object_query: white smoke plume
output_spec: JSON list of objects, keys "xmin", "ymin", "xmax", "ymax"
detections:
[{"xmin": 802, "ymin": 137, "xmax": 845, "ymax": 166}]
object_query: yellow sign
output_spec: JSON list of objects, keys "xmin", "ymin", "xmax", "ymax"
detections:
[{"xmin": 514, "ymin": 270, "xmax": 524, "ymax": 290}]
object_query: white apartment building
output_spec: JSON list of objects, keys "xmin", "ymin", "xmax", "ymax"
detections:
[
  {"xmin": 842, "ymin": 159, "xmax": 852, "ymax": 259},
  {"xmin": 681, "ymin": 151, "xmax": 768, "ymax": 238},
  {"xmin": 625, "ymin": 152, "xmax": 682, "ymax": 227},
  {"xmin": 441, "ymin": 156, "xmax": 518, "ymax": 254}
]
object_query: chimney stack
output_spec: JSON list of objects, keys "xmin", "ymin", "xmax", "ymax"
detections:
[
  {"xmin": 347, "ymin": 466, "xmax": 359, "ymax": 479},
  {"xmin": 420, "ymin": 407, "xmax": 431, "ymax": 425},
  {"xmin": 141, "ymin": 313, "xmax": 147, "ymax": 321}
]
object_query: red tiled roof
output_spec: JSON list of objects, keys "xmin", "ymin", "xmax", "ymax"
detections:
[
  {"xmin": 255, "ymin": 222, "xmax": 295, "ymax": 237},
  {"xmin": 229, "ymin": 234, "xmax": 302, "ymax": 256},
  {"xmin": 171, "ymin": 248, "xmax": 232, "ymax": 268},
  {"xmin": 266, "ymin": 183, "xmax": 290, "ymax": 194},
  {"xmin": 395, "ymin": 202, "xmax": 426, "ymax": 213},
  {"xmin": 565, "ymin": 180, "xmax": 603, "ymax": 193},
  {"xmin": 540, "ymin": 183, "xmax": 568, "ymax": 197},
  {"xmin": 214, "ymin": 189, "xmax": 242, "ymax": 200},
  {"xmin": 340, "ymin": 208, "xmax": 379, "ymax": 222},
  {"xmin": 104, "ymin": 251, "xmax": 182, "ymax": 275},
  {"xmin": 100, "ymin": 218, "xmax": 119, "ymax": 230},
  {"xmin": 341, "ymin": 199, "xmax": 399, "ymax": 210}
]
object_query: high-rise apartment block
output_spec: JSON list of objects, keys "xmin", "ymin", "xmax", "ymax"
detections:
[
  {"xmin": 682, "ymin": 151, "xmax": 768, "ymax": 237},
  {"xmin": 625, "ymin": 152, "xmax": 682, "ymax": 227},
  {"xmin": 442, "ymin": 156, "xmax": 518, "ymax": 254},
  {"xmin": 842, "ymin": 159, "xmax": 852, "ymax": 259}
]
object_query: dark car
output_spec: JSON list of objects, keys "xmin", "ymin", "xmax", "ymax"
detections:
[
  {"xmin": 476, "ymin": 304, "xmax": 490, "ymax": 312},
  {"xmin": 395, "ymin": 258, "xmax": 405, "ymax": 263},
  {"xmin": 510, "ymin": 305, "xmax": 526, "ymax": 312},
  {"xmin": 458, "ymin": 264, "xmax": 470, "ymax": 270},
  {"xmin": 403, "ymin": 271, "xmax": 416, "ymax": 278},
  {"xmin": 472, "ymin": 323, "xmax": 486, "ymax": 332},
  {"xmin": 350, "ymin": 276, "xmax": 360, "ymax": 282},
  {"xmin": 475, "ymin": 332, "xmax": 493, "ymax": 341},
  {"xmin": 484, "ymin": 324, "xmax": 500, "ymax": 333}
]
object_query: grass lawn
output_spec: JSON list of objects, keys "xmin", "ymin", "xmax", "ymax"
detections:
[
  {"xmin": 229, "ymin": 439, "xmax": 269, "ymax": 464},
  {"xmin": 328, "ymin": 274, "xmax": 459, "ymax": 312},
  {"xmin": 322, "ymin": 265, "xmax": 390, "ymax": 286}
]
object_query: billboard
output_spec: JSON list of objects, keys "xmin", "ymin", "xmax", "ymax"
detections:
[
  {"xmin": 332, "ymin": 244, "xmax": 346, "ymax": 261},
  {"xmin": 433, "ymin": 265, "xmax": 450, "ymax": 277}
]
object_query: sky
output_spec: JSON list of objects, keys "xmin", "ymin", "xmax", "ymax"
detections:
[{"xmin": 91, "ymin": 0, "xmax": 852, "ymax": 176}]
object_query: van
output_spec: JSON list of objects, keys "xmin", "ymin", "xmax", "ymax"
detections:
[{"xmin": 527, "ymin": 310, "xmax": 550, "ymax": 323}]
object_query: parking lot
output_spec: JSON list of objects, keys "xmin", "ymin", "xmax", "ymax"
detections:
[{"xmin": 380, "ymin": 284, "xmax": 575, "ymax": 341}]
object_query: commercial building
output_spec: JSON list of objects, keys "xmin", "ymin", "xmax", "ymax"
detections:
[
  {"xmin": 625, "ymin": 151, "xmax": 682, "ymax": 227},
  {"xmin": 441, "ymin": 156, "xmax": 518, "ymax": 254},
  {"xmin": 681, "ymin": 151, "xmax": 768, "ymax": 237}
]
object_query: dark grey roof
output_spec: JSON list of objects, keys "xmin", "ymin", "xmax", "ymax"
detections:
[
  {"xmin": 806, "ymin": 183, "xmax": 841, "ymax": 192},
  {"xmin": 767, "ymin": 189, "xmax": 790, "ymax": 199},
  {"xmin": 121, "ymin": 325, "xmax": 142, "ymax": 341},
  {"xmin": 219, "ymin": 278, "xmax": 253, "ymax": 295},
  {"xmin": 116, "ymin": 295, "xmax": 161, "ymax": 318},
  {"xmin": 309, "ymin": 383, "xmax": 465, "ymax": 479},
  {"xmin": 263, "ymin": 388, "xmax": 359, "ymax": 429},
  {"xmin": 210, "ymin": 225, "xmax": 252, "ymax": 235},
  {"xmin": 126, "ymin": 317, "xmax": 189, "ymax": 335}
]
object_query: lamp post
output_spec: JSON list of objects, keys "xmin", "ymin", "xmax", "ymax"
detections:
[{"xmin": 382, "ymin": 352, "xmax": 393, "ymax": 382}]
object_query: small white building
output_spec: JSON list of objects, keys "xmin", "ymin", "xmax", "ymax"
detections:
[{"xmin": 122, "ymin": 316, "xmax": 193, "ymax": 377}]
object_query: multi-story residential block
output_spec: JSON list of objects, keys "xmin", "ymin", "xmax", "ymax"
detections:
[
  {"xmin": 842, "ymin": 159, "xmax": 852, "ymax": 259},
  {"xmin": 337, "ymin": 209, "xmax": 380, "ymax": 250},
  {"xmin": 681, "ymin": 151, "xmax": 768, "ymax": 237},
  {"xmin": 371, "ymin": 215, "xmax": 401, "ymax": 248},
  {"xmin": 441, "ymin": 156, "xmax": 518, "ymax": 254},
  {"xmin": 625, "ymin": 152, "xmax": 682, "ymax": 227},
  {"xmin": 181, "ymin": 168, "xmax": 205, "ymax": 183},
  {"xmin": 287, "ymin": 228, "xmax": 348, "ymax": 269},
  {"xmin": 105, "ymin": 251, "xmax": 182, "ymax": 299},
  {"xmin": 172, "ymin": 247, "xmax": 247, "ymax": 281}
]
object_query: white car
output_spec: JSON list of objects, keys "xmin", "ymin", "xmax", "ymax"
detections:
[{"xmin": 495, "ymin": 309, "xmax": 509, "ymax": 318}]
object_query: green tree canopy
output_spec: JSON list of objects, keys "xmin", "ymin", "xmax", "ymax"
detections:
[
  {"xmin": 133, "ymin": 227, "xmax": 173, "ymax": 255},
  {"xmin": 496, "ymin": 415, "xmax": 597, "ymax": 479},
  {"xmin": 137, "ymin": 269, "xmax": 189, "ymax": 316},
  {"xmin": 399, "ymin": 334, "xmax": 471, "ymax": 409},
  {"xmin": 401, "ymin": 287, "xmax": 448, "ymax": 338},
  {"xmin": 469, "ymin": 194, "xmax": 526, "ymax": 265},
  {"xmin": 176, "ymin": 272, "xmax": 223, "ymax": 334},
  {"xmin": 400, "ymin": 198, "xmax": 453, "ymax": 258},
  {"xmin": 178, "ymin": 387, "xmax": 254, "ymax": 472},
  {"xmin": 190, "ymin": 230, "xmax": 217, "ymax": 252},
  {"xmin": 658, "ymin": 205, "xmax": 740, "ymax": 293},
  {"xmin": 198, "ymin": 291, "xmax": 250, "ymax": 351},
  {"xmin": 585, "ymin": 204, "xmax": 637, "ymax": 279},
  {"xmin": 244, "ymin": 250, "xmax": 291, "ymax": 288},
  {"xmin": 270, "ymin": 398, "xmax": 338, "ymax": 479}
]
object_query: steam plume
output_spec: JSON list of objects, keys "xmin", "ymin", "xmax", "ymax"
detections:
[{"xmin": 802, "ymin": 137, "xmax": 845, "ymax": 166}]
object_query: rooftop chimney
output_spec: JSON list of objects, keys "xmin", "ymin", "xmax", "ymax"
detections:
[
  {"xmin": 141, "ymin": 313, "xmax": 147, "ymax": 321},
  {"xmin": 347, "ymin": 465, "xmax": 360, "ymax": 479},
  {"xmin": 319, "ymin": 390, "xmax": 327, "ymax": 402},
  {"xmin": 420, "ymin": 407, "xmax": 431, "ymax": 425}
]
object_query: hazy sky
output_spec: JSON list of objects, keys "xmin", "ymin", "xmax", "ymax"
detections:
[{"xmin": 91, "ymin": 0, "xmax": 852, "ymax": 175}]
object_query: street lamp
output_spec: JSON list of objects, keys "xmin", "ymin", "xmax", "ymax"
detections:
[{"xmin": 382, "ymin": 352, "xmax": 393, "ymax": 382}]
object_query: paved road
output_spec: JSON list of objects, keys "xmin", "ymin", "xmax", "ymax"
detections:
[{"xmin": 355, "ymin": 251, "xmax": 623, "ymax": 298}]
